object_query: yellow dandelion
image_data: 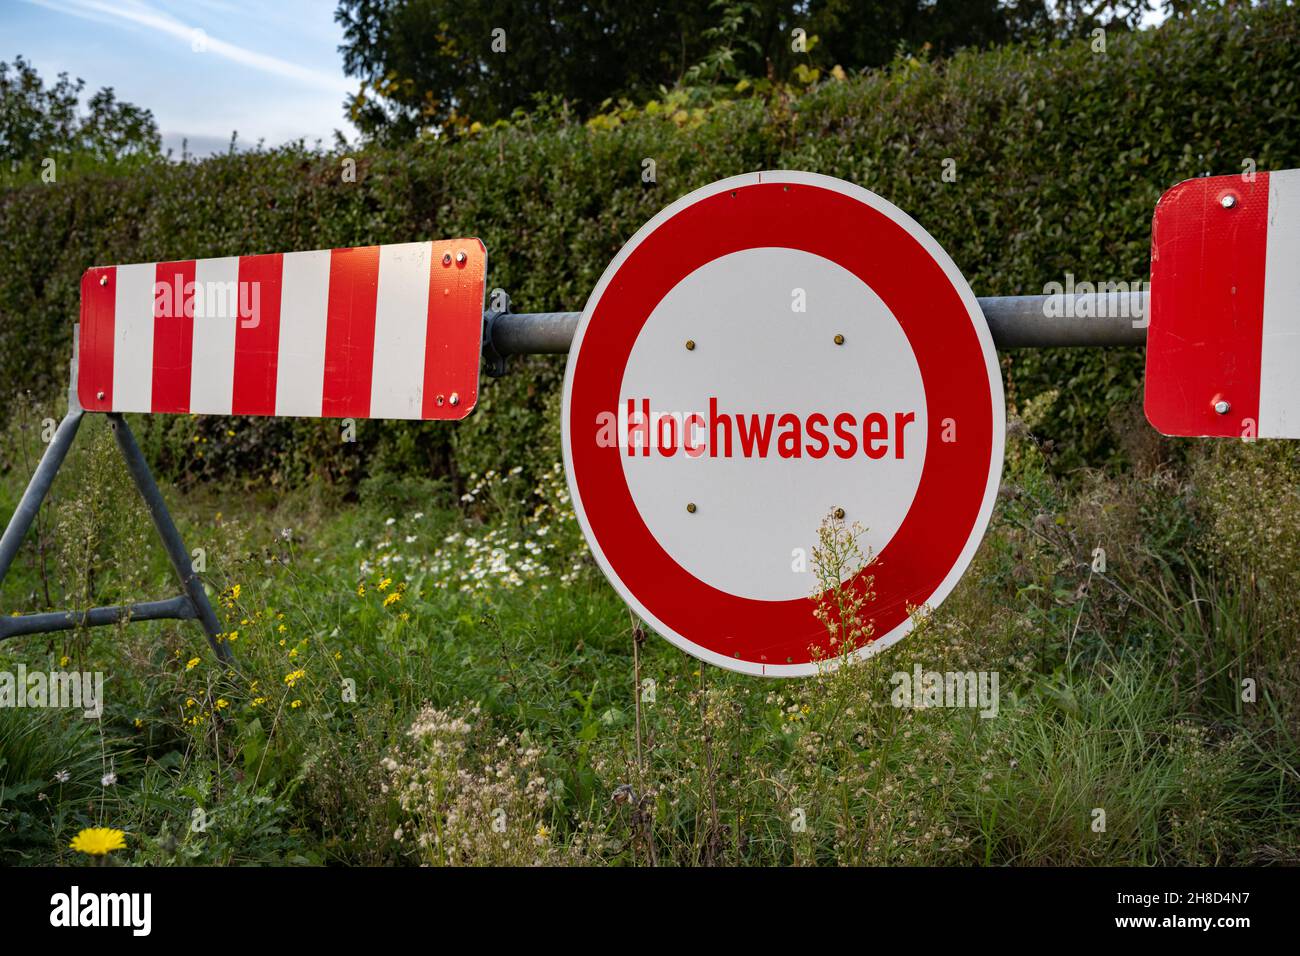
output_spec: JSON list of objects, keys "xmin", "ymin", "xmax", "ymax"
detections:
[
  {"xmin": 356, "ymin": 583, "xmax": 366, "ymax": 597},
  {"xmin": 378, "ymin": 577, "xmax": 392, "ymax": 592},
  {"xmin": 277, "ymin": 623, "xmax": 287, "ymax": 633},
  {"xmin": 185, "ymin": 657, "xmax": 200, "ymax": 671},
  {"xmin": 288, "ymin": 647, "xmax": 298, "ymax": 659},
  {"xmin": 383, "ymin": 592, "xmax": 401, "ymax": 607},
  {"xmin": 185, "ymin": 697, "xmax": 196, "ymax": 708},
  {"xmin": 291, "ymin": 699, "xmax": 302, "ymax": 709},
  {"xmin": 69, "ymin": 827, "xmax": 127, "ymax": 856}
]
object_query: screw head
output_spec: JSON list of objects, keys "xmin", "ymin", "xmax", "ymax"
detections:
[
  {"xmin": 685, "ymin": 339, "xmax": 695, "ymax": 351},
  {"xmin": 442, "ymin": 253, "xmax": 452, "ymax": 266},
  {"xmin": 686, "ymin": 502, "xmax": 697, "ymax": 514},
  {"xmin": 96, "ymin": 390, "xmax": 105, "ymax": 400},
  {"xmin": 833, "ymin": 507, "xmax": 846, "ymax": 520},
  {"xmin": 833, "ymin": 333, "xmax": 845, "ymax": 346},
  {"xmin": 1214, "ymin": 399, "xmax": 1231, "ymax": 415},
  {"xmin": 1221, "ymin": 194, "xmax": 1238, "ymax": 209},
  {"xmin": 436, "ymin": 394, "xmax": 445, "ymax": 406},
  {"xmin": 449, "ymin": 392, "xmax": 460, "ymax": 406},
  {"xmin": 455, "ymin": 251, "xmax": 467, "ymax": 264},
  {"xmin": 98, "ymin": 275, "xmax": 107, "ymax": 287}
]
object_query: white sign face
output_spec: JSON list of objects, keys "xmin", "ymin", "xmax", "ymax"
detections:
[
  {"xmin": 618, "ymin": 246, "xmax": 927, "ymax": 602},
  {"xmin": 563, "ymin": 171, "xmax": 1005, "ymax": 677}
]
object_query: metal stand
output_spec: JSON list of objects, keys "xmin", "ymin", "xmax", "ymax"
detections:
[{"xmin": 0, "ymin": 328, "xmax": 231, "ymax": 663}]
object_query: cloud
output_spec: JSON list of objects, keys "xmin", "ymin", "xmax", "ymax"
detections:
[{"xmin": 25, "ymin": 0, "xmax": 351, "ymax": 93}]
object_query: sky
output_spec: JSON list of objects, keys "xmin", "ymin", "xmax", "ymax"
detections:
[{"xmin": 3, "ymin": 0, "xmax": 356, "ymax": 156}]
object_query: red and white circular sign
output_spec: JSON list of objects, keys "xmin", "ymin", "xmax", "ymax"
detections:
[{"xmin": 562, "ymin": 171, "xmax": 1004, "ymax": 676}]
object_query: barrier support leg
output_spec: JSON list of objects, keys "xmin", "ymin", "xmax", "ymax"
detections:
[
  {"xmin": 106, "ymin": 413, "xmax": 232, "ymax": 664},
  {"xmin": 0, "ymin": 409, "xmax": 84, "ymax": 586}
]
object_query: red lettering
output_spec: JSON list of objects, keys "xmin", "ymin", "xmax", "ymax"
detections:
[
  {"xmin": 776, "ymin": 413, "xmax": 801, "ymax": 458},
  {"xmin": 833, "ymin": 413, "xmax": 857, "ymax": 459},
  {"xmin": 709, "ymin": 397, "xmax": 732, "ymax": 458},
  {"xmin": 894, "ymin": 411, "xmax": 915, "ymax": 459},
  {"xmin": 863, "ymin": 412, "xmax": 888, "ymax": 459},
  {"xmin": 737, "ymin": 413, "xmax": 776, "ymax": 457}
]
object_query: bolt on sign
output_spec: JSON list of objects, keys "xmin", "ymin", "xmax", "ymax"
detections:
[
  {"xmin": 1145, "ymin": 169, "xmax": 1300, "ymax": 439},
  {"xmin": 78, "ymin": 240, "xmax": 486, "ymax": 420},
  {"xmin": 562, "ymin": 171, "xmax": 1005, "ymax": 676}
]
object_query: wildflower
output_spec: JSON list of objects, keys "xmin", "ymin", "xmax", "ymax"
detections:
[
  {"xmin": 251, "ymin": 697, "xmax": 267, "ymax": 708},
  {"xmin": 291, "ymin": 699, "xmax": 302, "ymax": 709},
  {"xmin": 535, "ymin": 824, "xmax": 551, "ymax": 844},
  {"xmin": 59, "ymin": 655, "xmax": 69, "ymax": 667},
  {"xmin": 226, "ymin": 630, "xmax": 239, "ymax": 643},
  {"xmin": 69, "ymin": 828, "xmax": 126, "ymax": 857},
  {"xmin": 288, "ymin": 647, "xmax": 298, "ymax": 659},
  {"xmin": 284, "ymin": 669, "xmax": 306, "ymax": 688},
  {"xmin": 356, "ymin": 583, "xmax": 366, "ymax": 597},
  {"xmin": 185, "ymin": 657, "xmax": 200, "ymax": 671},
  {"xmin": 216, "ymin": 699, "xmax": 229, "ymax": 710},
  {"xmin": 54, "ymin": 770, "xmax": 71, "ymax": 784},
  {"xmin": 101, "ymin": 772, "xmax": 117, "ymax": 787},
  {"xmin": 278, "ymin": 623, "xmax": 287, "ymax": 633},
  {"xmin": 383, "ymin": 592, "xmax": 401, "ymax": 607},
  {"xmin": 185, "ymin": 698, "xmax": 196, "ymax": 708},
  {"xmin": 378, "ymin": 577, "xmax": 392, "ymax": 591},
  {"xmin": 133, "ymin": 717, "xmax": 143, "ymax": 729},
  {"xmin": 385, "ymin": 517, "xmax": 396, "ymax": 526}
]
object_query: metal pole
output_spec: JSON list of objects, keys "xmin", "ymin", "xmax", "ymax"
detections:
[
  {"xmin": 0, "ymin": 595, "xmax": 196, "ymax": 640},
  {"xmin": 107, "ymin": 413, "xmax": 232, "ymax": 664},
  {"xmin": 486, "ymin": 291, "xmax": 1149, "ymax": 357},
  {"xmin": 0, "ymin": 409, "xmax": 83, "ymax": 586},
  {"xmin": 0, "ymin": 325, "xmax": 87, "ymax": 587}
]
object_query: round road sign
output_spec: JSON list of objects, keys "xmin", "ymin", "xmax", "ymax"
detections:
[{"xmin": 562, "ymin": 171, "xmax": 1004, "ymax": 676}]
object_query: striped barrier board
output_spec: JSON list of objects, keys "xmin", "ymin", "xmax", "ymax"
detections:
[
  {"xmin": 78, "ymin": 239, "xmax": 486, "ymax": 420},
  {"xmin": 1145, "ymin": 169, "xmax": 1300, "ymax": 439}
]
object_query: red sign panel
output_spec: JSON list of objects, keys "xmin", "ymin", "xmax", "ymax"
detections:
[
  {"xmin": 79, "ymin": 239, "xmax": 486, "ymax": 420},
  {"xmin": 1146, "ymin": 170, "xmax": 1300, "ymax": 438}
]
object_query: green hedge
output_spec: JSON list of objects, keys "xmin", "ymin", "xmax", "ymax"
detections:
[{"xmin": 3, "ymin": 3, "xmax": 1298, "ymax": 493}]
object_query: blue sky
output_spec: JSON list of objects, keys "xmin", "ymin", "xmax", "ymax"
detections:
[{"xmin": 4, "ymin": 0, "xmax": 356, "ymax": 155}]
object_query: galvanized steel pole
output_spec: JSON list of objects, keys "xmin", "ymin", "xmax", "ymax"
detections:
[{"xmin": 487, "ymin": 292, "xmax": 1149, "ymax": 357}]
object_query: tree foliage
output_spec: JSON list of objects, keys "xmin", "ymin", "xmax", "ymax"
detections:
[
  {"xmin": 0, "ymin": 56, "xmax": 161, "ymax": 171},
  {"xmin": 335, "ymin": 0, "xmax": 1157, "ymax": 139}
]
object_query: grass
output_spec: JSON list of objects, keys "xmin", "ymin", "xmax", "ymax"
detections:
[{"xmin": 0, "ymin": 405, "xmax": 1298, "ymax": 866}]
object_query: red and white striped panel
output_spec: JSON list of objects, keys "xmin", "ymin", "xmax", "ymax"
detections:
[
  {"xmin": 78, "ymin": 239, "xmax": 486, "ymax": 420},
  {"xmin": 1146, "ymin": 169, "xmax": 1300, "ymax": 438}
]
